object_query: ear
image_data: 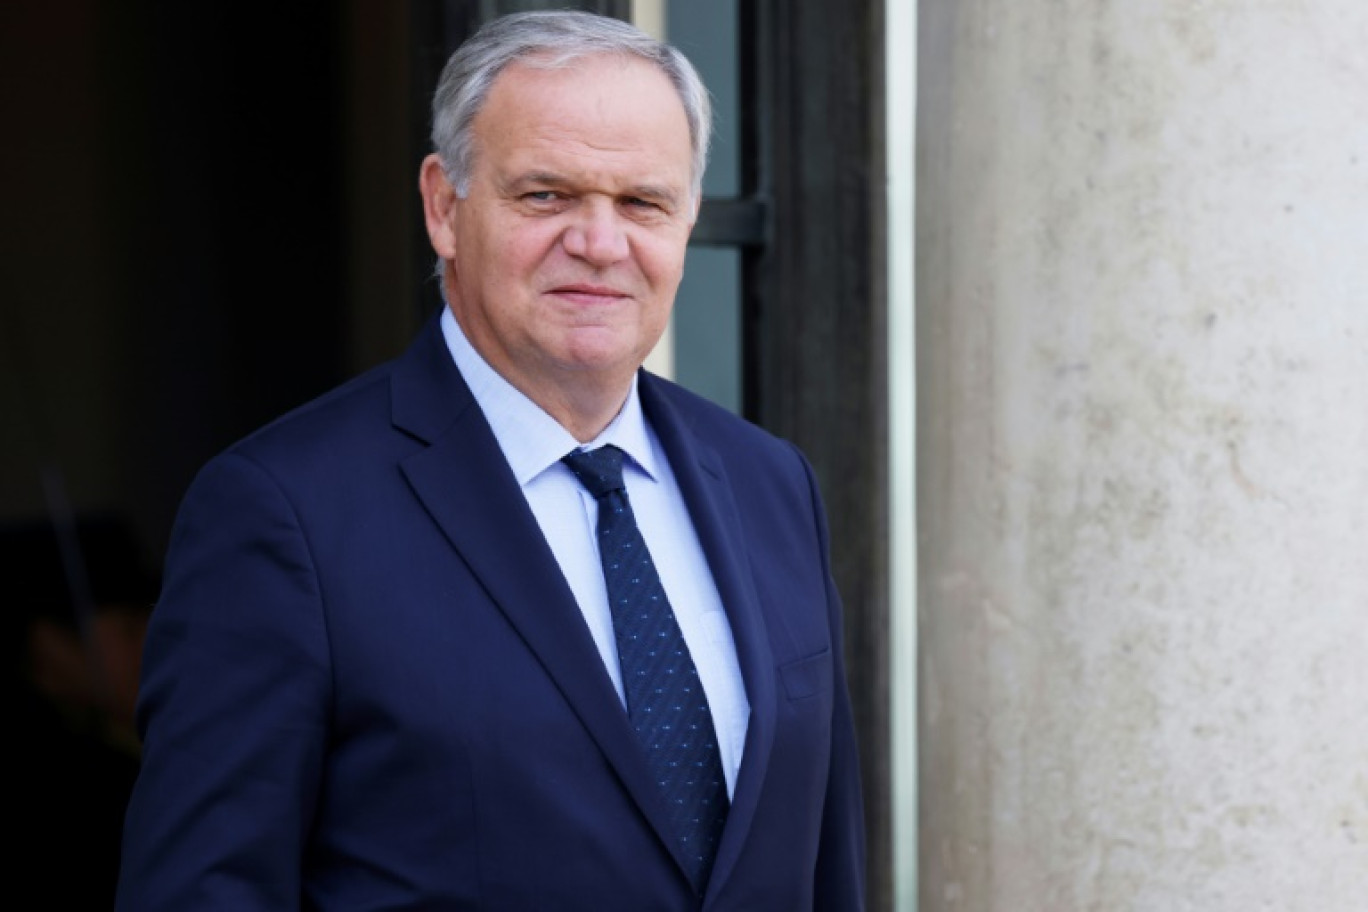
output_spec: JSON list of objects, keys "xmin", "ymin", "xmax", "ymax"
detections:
[
  {"xmin": 681, "ymin": 191, "xmax": 702, "ymax": 236},
  {"xmin": 420, "ymin": 153, "xmax": 460, "ymax": 260}
]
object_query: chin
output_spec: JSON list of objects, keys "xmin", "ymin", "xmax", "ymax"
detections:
[
  {"xmin": 548, "ymin": 344, "xmax": 640, "ymax": 381},
  {"xmin": 555, "ymin": 329, "xmax": 643, "ymax": 364}
]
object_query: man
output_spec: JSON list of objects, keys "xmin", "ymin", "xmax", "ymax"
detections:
[{"xmin": 117, "ymin": 10, "xmax": 866, "ymax": 910}]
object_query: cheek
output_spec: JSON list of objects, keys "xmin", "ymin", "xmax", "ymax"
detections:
[
  {"xmin": 460, "ymin": 212, "xmax": 558, "ymax": 270},
  {"xmin": 503, "ymin": 229, "xmax": 575, "ymax": 288},
  {"xmin": 638, "ymin": 236, "xmax": 691, "ymax": 291}
]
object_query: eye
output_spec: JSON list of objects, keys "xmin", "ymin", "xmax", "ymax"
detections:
[
  {"xmin": 524, "ymin": 191, "xmax": 560, "ymax": 202},
  {"xmin": 623, "ymin": 197, "xmax": 662, "ymax": 212}
]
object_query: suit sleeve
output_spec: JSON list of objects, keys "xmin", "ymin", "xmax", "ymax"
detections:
[
  {"xmin": 116, "ymin": 451, "xmax": 331, "ymax": 910},
  {"xmin": 793, "ymin": 443, "xmax": 870, "ymax": 912}
]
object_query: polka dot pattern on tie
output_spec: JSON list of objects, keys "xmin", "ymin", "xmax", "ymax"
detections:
[{"xmin": 563, "ymin": 444, "xmax": 729, "ymax": 890}]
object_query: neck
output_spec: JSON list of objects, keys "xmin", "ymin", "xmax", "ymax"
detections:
[
  {"xmin": 537, "ymin": 378, "xmax": 633, "ymax": 444},
  {"xmin": 442, "ymin": 278, "xmax": 639, "ymax": 445}
]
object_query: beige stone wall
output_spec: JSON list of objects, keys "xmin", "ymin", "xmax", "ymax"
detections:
[{"xmin": 916, "ymin": 2, "xmax": 1368, "ymax": 909}]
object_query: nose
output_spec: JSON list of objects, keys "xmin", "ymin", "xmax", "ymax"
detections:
[{"xmin": 561, "ymin": 199, "xmax": 629, "ymax": 266}]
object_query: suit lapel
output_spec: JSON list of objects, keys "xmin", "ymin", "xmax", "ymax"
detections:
[
  {"xmin": 389, "ymin": 318, "xmax": 677, "ymax": 848},
  {"xmin": 389, "ymin": 322, "xmax": 777, "ymax": 893},
  {"xmin": 639, "ymin": 374, "xmax": 778, "ymax": 898}
]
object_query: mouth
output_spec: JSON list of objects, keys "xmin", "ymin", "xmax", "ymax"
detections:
[{"xmin": 547, "ymin": 283, "xmax": 630, "ymax": 305}]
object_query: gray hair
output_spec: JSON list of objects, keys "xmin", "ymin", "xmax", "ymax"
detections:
[{"xmin": 430, "ymin": 10, "xmax": 712, "ymax": 200}]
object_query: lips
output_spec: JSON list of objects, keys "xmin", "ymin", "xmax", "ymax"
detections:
[{"xmin": 548, "ymin": 283, "xmax": 630, "ymax": 304}]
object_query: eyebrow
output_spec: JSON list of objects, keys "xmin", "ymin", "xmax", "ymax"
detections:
[{"xmin": 506, "ymin": 171, "xmax": 682, "ymax": 208}]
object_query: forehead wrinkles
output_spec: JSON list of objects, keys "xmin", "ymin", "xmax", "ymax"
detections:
[
  {"xmin": 475, "ymin": 61, "xmax": 692, "ymax": 191},
  {"xmin": 526, "ymin": 127, "xmax": 673, "ymax": 173}
]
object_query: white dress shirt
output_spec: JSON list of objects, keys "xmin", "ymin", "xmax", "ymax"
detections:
[{"xmin": 440, "ymin": 308, "xmax": 750, "ymax": 796}]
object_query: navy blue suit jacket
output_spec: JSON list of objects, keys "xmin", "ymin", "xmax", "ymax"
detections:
[{"xmin": 117, "ymin": 312, "xmax": 866, "ymax": 910}]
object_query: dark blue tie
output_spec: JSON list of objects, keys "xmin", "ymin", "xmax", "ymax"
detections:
[{"xmin": 562, "ymin": 445, "xmax": 729, "ymax": 889}]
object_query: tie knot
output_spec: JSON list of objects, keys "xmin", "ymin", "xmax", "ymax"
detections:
[{"xmin": 562, "ymin": 445, "xmax": 626, "ymax": 499}]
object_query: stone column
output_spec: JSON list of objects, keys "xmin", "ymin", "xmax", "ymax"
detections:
[{"xmin": 915, "ymin": 2, "xmax": 1368, "ymax": 910}]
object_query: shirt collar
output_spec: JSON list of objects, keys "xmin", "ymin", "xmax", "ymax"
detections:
[{"xmin": 440, "ymin": 307, "xmax": 659, "ymax": 485}]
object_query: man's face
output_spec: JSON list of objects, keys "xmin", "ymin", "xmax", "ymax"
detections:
[{"xmin": 425, "ymin": 53, "xmax": 697, "ymax": 413}]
